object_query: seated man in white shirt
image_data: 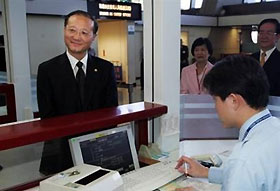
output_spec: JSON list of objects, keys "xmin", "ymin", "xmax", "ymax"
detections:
[{"xmin": 175, "ymin": 55, "xmax": 280, "ymax": 191}]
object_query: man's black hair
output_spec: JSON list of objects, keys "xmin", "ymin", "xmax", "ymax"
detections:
[
  {"xmin": 191, "ymin": 37, "xmax": 213, "ymax": 56},
  {"xmin": 203, "ymin": 55, "xmax": 269, "ymax": 109},
  {"xmin": 258, "ymin": 18, "xmax": 280, "ymax": 34},
  {"xmin": 64, "ymin": 10, "xmax": 98, "ymax": 34}
]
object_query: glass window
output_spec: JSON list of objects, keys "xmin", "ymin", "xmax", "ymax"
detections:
[
  {"xmin": 244, "ymin": 0, "xmax": 261, "ymax": 3},
  {"xmin": 244, "ymin": 0, "xmax": 280, "ymax": 3},
  {"xmin": 131, "ymin": 0, "xmax": 143, "ymax": 4},
  {"xmin": 193, "ymin": 0, "xmax": 203, "ymax": 8},
  {"xmin": 181, "ymin": 0, "xmax": 191, "ymax": 10}
]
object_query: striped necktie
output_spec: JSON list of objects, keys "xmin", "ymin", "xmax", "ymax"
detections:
[{"xmin": 260, "ymin": 51, "xmax": 266, "ymax": 67}]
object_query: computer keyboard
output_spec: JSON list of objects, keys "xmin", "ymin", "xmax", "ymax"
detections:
[{"xmin": 122, "ymin": 160, "xmax": 183, "ymax": 191}]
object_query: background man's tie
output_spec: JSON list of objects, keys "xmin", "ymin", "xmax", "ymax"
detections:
[
  {"xmin": 260, "ymin": 52, "xmax": 266, "ymax": 67},
  {"xmin": 76, "ymin": 61, "xmax": 85, "ymax": 108}
]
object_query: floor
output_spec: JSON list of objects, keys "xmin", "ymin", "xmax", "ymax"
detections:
[{"xmin": 0, "ymin": 84, "xmax": 144, "ymax": 190}]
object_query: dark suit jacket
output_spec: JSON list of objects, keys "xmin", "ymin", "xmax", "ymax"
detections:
[
  {"xmin": 37, "ymin": 52, "xmax": 118, "ymax": 175},
  {"xmin": 180, "ymin": 45, "xmax": 189, "ymax": 74},
  {"xmin": 251, "ymin": 49, "xmax": 280, "ymax": 96}
]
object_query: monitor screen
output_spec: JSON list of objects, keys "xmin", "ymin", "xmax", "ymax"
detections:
[{"xmin": 69, "ymin": 123, "xmax": 139, "ymax": 174}]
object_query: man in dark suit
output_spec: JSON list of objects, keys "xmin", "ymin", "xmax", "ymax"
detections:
[
  {"xmin": 180, "ymin": 39, "xmax": 189, "ymax": 76},
  {"xmin": 37, "ymin": 10, "xmax": 118, "ymax": 175},
  {"xmin": 251, "ymin": 18, "xmax": 280, "ymax": 96}
]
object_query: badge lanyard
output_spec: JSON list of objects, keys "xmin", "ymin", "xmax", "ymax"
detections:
[
  {"xmin": 196, "ymin": 66, "xmax": 207, "ymax": 94},
  {"xmin": 242, "ymin": 113, "xmax": 271, "ymax": 141}
]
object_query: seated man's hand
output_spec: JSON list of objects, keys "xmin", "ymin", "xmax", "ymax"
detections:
[{"xmin": 175, "ymin": 155, "xmax": 209, "ymax": 178}]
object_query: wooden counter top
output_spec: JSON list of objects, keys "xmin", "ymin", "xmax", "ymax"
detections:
[{"xmin": 0, "ymin": 102, "xmax": 167, "ymax": 151}]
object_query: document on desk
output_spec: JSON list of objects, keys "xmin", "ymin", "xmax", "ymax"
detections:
[{"xmin": 158, "ymin": 176, "xmax": 221, "ymax": 191}]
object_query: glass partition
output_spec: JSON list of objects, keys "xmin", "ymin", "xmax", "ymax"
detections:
[
  {"xmin": 180, "ymin": 94, "xmax": 280, "ymax": 141},
  {"xmin": 180, "ymin": 94, "xmax": 239, "ymax": 140},
  {"xmin": 267, "ymin": 96, "xmax": 280, "ymax": 117},
  {"xmin": 0, "ymin": 142, "xmax": 44, "ymax": 190}
]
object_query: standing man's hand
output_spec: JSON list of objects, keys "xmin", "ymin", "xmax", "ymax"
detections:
[{"xmin": 175, "ymin": 155, "xmax": 209, "ymax": 178}]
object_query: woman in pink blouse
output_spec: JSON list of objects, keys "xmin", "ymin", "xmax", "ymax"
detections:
[{"xmin": 180, "ymin": 37, "xmax": 214, "ymax": 94}]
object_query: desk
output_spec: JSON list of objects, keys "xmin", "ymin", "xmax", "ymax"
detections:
[
  {"xmin": 0, "ymin": 102, "xmax": 167, "ymax": 191},
  {"xmin": 23, "ymin": 174, "xmax": 221, "ymax": 191},
  {"xmin": 157, "ymin": 140, "xmax": 238, "ymax": 191},
  {"xmin": 179, "ymin": 139, "xmax": 238, "ymax": 157},
  {"xmin": 24, "ymin": 178, "xmax": 221, "ymax": 191},
  {"xmin": 158, "ymin": 176, "xmax": 221, "ymax": 191}
]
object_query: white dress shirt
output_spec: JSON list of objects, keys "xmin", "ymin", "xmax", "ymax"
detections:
[
  {"xmin": 260, "ymin": 46, "xmax": 276, "ymax": 63},
  {"xmin": 66, "ymin": 50, "xmax": 88, "ymax": 76}
]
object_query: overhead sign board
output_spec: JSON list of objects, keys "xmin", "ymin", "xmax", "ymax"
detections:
[{"xmin": 87, "ymin": 1, "xmax": 142, "ymax": 20}]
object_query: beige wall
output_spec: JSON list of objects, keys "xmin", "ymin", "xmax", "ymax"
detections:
[
  {"xmin": 98, "ymin": 20, "xmax": 129, "ymax": 83},
  {"xmin": 27, "ymin": 15, "xmax": 65, "ymax": 75},
  {"xmin": 180, "ymin": 26, "xmax": 240, "ymax": 63},
  {"xmin": 134, "ymin": 24, "xmax": 143, "ymax": 79},
  {"xmin": 209, "ymin": 27, "xmax": 240, "ymax": 60},
  {"xmin": 181, "ymin": 26, "xmax": 211, "ymax": 62},
  {"xmin": 180, "ymin": 31, "xmax": 189, "ymax": 46}
]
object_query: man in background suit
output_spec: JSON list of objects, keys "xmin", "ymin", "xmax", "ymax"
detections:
[
  {"xmin": 37, "ymin": 10, "xmax": 118, "ymax": 175},
  {"xmin": 251, "ymin": 18, "xmax": 280, "ymax": 96},
  {"xmin": 180, "ymin": 39, "xmax": 189, "ymax": 76}
]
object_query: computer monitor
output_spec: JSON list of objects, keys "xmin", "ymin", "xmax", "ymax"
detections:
[{"xmin": 68, "ymin": 123, "xmax": 139, "ymax": 174}]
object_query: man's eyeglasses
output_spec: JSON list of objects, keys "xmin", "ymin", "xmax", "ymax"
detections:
[
  {"xmin": 258, "ymin": 30, "xmax": 277, "ymax": 36},
  {"xmin": 66, "ymin": 27, "xmax": 92, "ymax": 38}
]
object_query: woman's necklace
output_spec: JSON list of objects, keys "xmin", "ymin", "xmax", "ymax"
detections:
[{"xmin": 196, "ymin": 64, "xmax": 207, "ymax": 94}]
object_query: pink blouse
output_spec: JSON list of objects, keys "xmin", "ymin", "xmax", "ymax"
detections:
[{"xmin": 180, "ymin": 61, "xmax": 213, "ymax": 94}]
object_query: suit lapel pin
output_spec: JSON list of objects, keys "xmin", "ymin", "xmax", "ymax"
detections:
[{"xmin": 94, "ymin": 69, "xmax": 98, "ymax": 72}]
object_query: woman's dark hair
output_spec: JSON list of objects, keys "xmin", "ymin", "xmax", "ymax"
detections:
[
  {"xmin": 191, "ymin": 37, "xmax": 213, "ymax": 56},
  {"xmin": 64, "ymin": 10, "xmax": 98, "ymax": 34},
  {"xmin": 203, "ymin": 55, "xmax": 269, "ymax": 109}
]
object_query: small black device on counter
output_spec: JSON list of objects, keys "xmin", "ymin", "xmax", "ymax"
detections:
[{"xmin": 198, "ymin": 160, "xmax": 214, "ymax": 168}]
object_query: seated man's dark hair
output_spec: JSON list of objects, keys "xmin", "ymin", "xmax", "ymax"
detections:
[{"xmin": 203, "ymin": 55, "xmax": 269, "ymax": 109}]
